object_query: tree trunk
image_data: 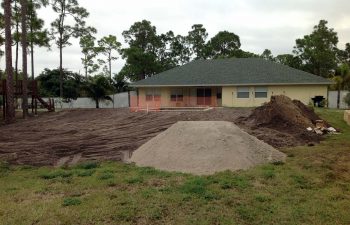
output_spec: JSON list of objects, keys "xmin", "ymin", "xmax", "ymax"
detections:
[
  {"xmin": 30, "ymin": 17, "xmax": 34, "ymax": 80},
  {"xmin": 21, "ymin": 0, "xmax": 28, "ymax": 118},
  {"xmin": 109, "ymin": 53, "xmax": 112, "ymax": 79},
  {"xmin": 4, "ymin": 0, "xmax": 15, "ymax": 123},
  {"xmin": 95, "ymin": 99, "xmax": 99, "ymax": 108},
  {"xmin": 59, "ymin": 40, "xmax": 63, "ymax": 98},
  {"xmin": 84, "ymin": 55, "xmax": 88, "ymax": 79},
  {"xmin": 15, "ymin": 0, "xmax": 19, "ymax": 82},
  {"xmin": 337, "ymin": 88, "xmax": 340, "ymax": 109}
]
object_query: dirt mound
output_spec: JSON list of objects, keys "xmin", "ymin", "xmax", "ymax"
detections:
[
  {"xmin": 130, "ymin": 121, "xmax": 286, "ymax": 175},
  {"xmin": 248, "ymin": 95, "xmax": 326, "ymax": 129},
  {"xmin": 237, "ymin": 95, "xmax": 326, "ymax": 148}
]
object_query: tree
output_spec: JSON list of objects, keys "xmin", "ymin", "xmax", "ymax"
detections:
[
  {"xmin": 50, "ymin": 0, "xmax": 95, "ymax": 98},
  {"xmin": 4, "ymin": 0, "xmax": 15, "ymax": 123},
  {"xmin": 84, "ymin": 75, "xmax": 114, "ymax": 108},
  {"xmin": 260, "ymin": 49, "xmax": 274, "ymax": 61},
  {"xmin": 294, "ymin": 20, "xmax": 339, "ymax": 77},
  {"xmin": 187, "ymin": 24, "xmax": 208, "ymax": 59},
  {"xmin": 275, "ymin": 54, "xmax": 302, "ymax": 69},
  {"xmin": 36, "ymin": 68, "xmax": 85, "ymax": 100},
  {"xmin": 80, "ymin": 35, "xmax": 99, "ymax": 78},
  {"xmin": 113, "ymin": 73, "xmax": 129, "ymax": 93},
  {"xmin": 28, "ymin": 0, "xmax": 50, "ymax": 80},
  {"xmin": 0, "ymin": 13, "xmax": 5, "ymax": 74},
  {"xmin": 97, "ymin": 35, "xmax": 121, "ymax": 79},
  {"xmin": 121, "ymin": 20, "xmax": 162, "ymax": 81},
  {"xmin": 169, "ymin": 34, "xmax": 190, "ymax": 66},
  {"xmin": 332, "ymin": 63, "xmax": 350, "ymax": 108},
  {"xmin": 12, "ymin": 0, "xmax": 21, "ymax": 82},
  {"xmin": 207, "ymin": 31, "xmax": 241, "ymax": 59},
  {"xmin": 20, "ymin": 0, "xmax": 28, "ymax": 118},
  {"xmin": 338, "ymin": 43, "xmax": 350, "ymax": 65}
]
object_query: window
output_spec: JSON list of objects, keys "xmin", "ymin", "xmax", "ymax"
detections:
[
  {"xmin": 170, "ymin": 88, "xmax": 183, "ymax": 102},
  {"xmin": 237, "ymin": 87, "xmax": 250, "ymax": 98},
  {"xmin": 145, "ymin": 88, "xmax": 161, "ymax": 101},
  {"xmin": 145, "ymin": 89, "xmax": 153, "ymax": 101},
  {"xmin": 255, "ymin": 87, "xmax": 268, "ymax": 98}
]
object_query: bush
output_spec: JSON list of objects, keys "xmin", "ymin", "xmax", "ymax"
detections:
[
  {"xmin": 75, "ymin": 161, "xmax": 99, "ymax": 170},
  {"xmin": 39, "ymin": 170, "xmax": 73, "ymax": 179},
  {"xmin": 62, "ymin": 197, "xmax": 82, "ymax": 207}
]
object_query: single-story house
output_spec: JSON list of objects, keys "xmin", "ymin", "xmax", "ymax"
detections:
[{"xmin": 130, "ymin": 58, "xmax": 332, "ymax": 108}]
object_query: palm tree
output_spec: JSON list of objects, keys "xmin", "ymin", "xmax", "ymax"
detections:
[
  {"xmin": 84, "ymin": 75, "xmax": 114, "ymax": 108},
  {"xmin": 332, "ymin": 64, "xmax": 350, "ymax": 108},
  {"xmin": 4, "ymin": 0, "xmax": 15, "ymax": 123}
]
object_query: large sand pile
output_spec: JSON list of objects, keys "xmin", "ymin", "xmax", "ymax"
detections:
[{"xmin": 130, "ymin": 121, "xmax": 286, "ymax": 175}]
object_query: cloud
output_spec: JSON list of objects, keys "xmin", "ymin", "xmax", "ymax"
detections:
[{"xmin": 1, "ymin": 0, "xmax": 349, "ymax": 76}]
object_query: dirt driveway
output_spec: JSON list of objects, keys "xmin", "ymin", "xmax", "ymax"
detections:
[{"xmin": 0, "ymin": 108, "xmax": 251, "ymax": 166}]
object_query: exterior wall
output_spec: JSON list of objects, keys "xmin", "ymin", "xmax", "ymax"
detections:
[
  {"xmin": 136, "ymin": 85, "xmax": 328, "ymax": 108},
  {"xmin": 136, "ymin": 87, "xmax": 219, "ymax": 108},
  {"xmin": 222, "ymin": 85, "xmax": 328, "ymax": 107}
]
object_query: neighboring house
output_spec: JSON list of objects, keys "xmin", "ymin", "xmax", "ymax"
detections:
[{"xmin": 130, "ymin": 58, "xmax": 332, "ymax": 109}]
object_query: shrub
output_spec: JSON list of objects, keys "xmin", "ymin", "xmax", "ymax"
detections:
[
  {"xmin": 39, "ymin": 170, "xmax": 73, "ymax": 179},
  {"xmin": 76, "ymin": 161, "xmax": 99, "ymax": 170},
  {"xmin": 62, "ymin": 197, "xmax": 82, "ymax": 207}
]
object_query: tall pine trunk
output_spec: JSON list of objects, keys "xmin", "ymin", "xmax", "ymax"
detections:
[
  {"xmin": 109, "ymin": 52, "xmax": 112, "ymax": 79},
  {"xmin": 4, "ymin": 0, "xmax": 15, "ymax": 123},
  {"xmin": 15, "ymin": 0, "xmax": 19, "ymax": 82},
  {"xmin": 21, "ymin": 0, "xmax": 28, "ymax": 118},
  {"xmin": 59, "ymin": 40, "xmax": 63, "ymax": 98}
]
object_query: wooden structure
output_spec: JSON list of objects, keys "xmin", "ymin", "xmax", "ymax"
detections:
[{"xmin": 0, "ymin": 80, "xmax": 55, "ymax": 118}]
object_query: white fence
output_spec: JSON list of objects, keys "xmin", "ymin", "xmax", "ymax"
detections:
[
  {"xmin": 42, "ymin": 91, "xmax": 136, "ymax": 109},
  {"xmin": 328, "ymin": 91, "xmax": 349, "ymax": 109}
]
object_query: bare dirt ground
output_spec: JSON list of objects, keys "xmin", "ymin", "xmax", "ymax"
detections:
[
  {"xmin": 130, "ymin": 121, "xmax": 286, "ymax": 175},
  {"xmin": 0, "ymin": 104, "xmax": 323, "ymax": 167},
  {"xmin": 0, "ymin": 108, "xmax": 251, "ymax": 166}
]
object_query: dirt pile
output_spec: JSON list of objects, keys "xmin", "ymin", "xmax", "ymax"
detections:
[
  {"xmin": 237, "ymin": 95, "xmax": 328, "ymax": 148},
  {"xmin": 248, "ymin": 95, "xmax": 326, "ymax": 129},
  {"xmin": 130, "ymin": 121, "xmax": 286, "ymax": 175}
]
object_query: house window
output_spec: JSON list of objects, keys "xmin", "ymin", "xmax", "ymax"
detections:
[
  {"xmin": 145, "ymin": 88, "xmax": 161, "ymax": 101},
  {"xmin": 237, "ymin": 87, "xmax": 250, "ymax": 98},
  {"xmin": 255, "ymin": 87, "xmax": 268, "ymax": 98},
  {"xmin": 170, "ymin": 88, "xmax": 183, "ymax": 102}
]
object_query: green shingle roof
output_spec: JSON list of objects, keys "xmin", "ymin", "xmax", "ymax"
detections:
[{"xmin": 131, "ymin": 58, "xmax": 332, "ymax": 87}]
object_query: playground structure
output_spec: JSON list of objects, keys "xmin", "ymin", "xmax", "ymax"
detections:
[{"xmin": 0, "ymin": 80, "xmax": 55, "ymax": 119}]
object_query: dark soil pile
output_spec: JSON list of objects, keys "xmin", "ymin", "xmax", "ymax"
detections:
[{"xmin": 237, "ymin": 95, "xmax": 327, "ymax": 148}]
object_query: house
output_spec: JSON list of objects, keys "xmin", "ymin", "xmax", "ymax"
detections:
[{"xmin": 130, "ymin": 58, "xmax": 332, "ymax": 109}]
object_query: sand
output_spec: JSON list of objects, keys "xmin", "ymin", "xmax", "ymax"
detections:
[{"xmin": 130, "ymin": 121, "xmax": 286, "ymax": 175}]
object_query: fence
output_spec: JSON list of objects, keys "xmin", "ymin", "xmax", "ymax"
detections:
[
  {"xmin": 328, "ymin": 91, "xmax": 349, "ymax": 109},
  {"xmin": 41, "ymin": 91, "xmax": 135, "ymax": 109}
]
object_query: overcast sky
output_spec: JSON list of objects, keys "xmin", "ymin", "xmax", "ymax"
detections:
[{"xmin": 1, "ymin": 0, "xmax": 350, "ymax": 77}]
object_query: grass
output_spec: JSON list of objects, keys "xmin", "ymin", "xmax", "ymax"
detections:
[{"xmin": 0, "ymin": 109, "xmax": 349, "ymax": 225}]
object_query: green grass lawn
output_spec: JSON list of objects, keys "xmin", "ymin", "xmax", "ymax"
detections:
[{"xmin": 0, "ymin": 109, "xmax": 349, "ymax": 225}]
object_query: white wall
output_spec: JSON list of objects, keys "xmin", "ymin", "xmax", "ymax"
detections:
[
  {"xmin": 42, "ymin": 91, "xmax": 136, "ymax": 109},
  {"xmin": 328, "ymin": 91, "xmax": 349, "ymax": 109}
]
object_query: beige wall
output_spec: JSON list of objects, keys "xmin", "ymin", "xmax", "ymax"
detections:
[
  {"xmin": 136, "ymin": 85, "xmax": 328, "ymax": 108},
  {"xmin": 137, "ymin": 87, "xmax": 219, "ymax": 108},
  {"xmin": 222, "ymin": 85, "xmax": 328, "ymax": 107}
]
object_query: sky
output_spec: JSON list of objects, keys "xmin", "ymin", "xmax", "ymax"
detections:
[{"xmin": 2, "ymin": 0, "xmax": 350, "ymax": 77}]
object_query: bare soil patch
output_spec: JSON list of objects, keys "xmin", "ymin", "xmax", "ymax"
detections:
[
  {"xmin": 0, "ymin": 99, "xmax": 327, "ymax": 167},
  {"xmin": 0, "ymin": 108, "xmax": 250, "ymax": 166},
  {"xmin": 130, "ymin": 121, "xmax": 286, "ymax": 175}
]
